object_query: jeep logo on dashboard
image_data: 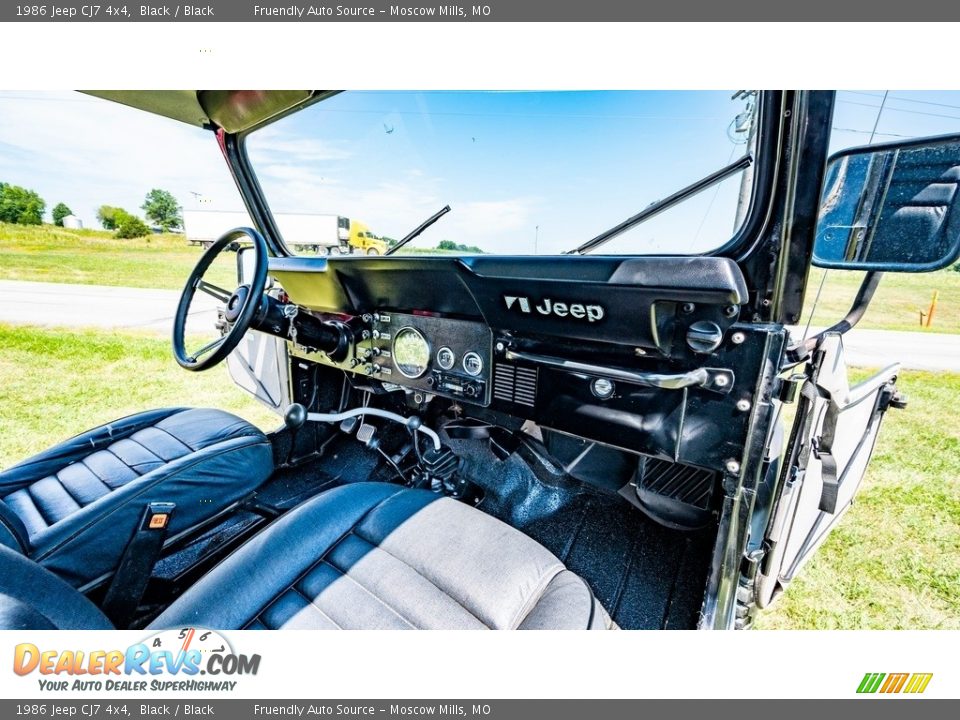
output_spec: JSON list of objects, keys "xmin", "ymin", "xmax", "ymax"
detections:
[{"xmin": 504, "ymin": 295, "xmax": 605, "ymax": 322}]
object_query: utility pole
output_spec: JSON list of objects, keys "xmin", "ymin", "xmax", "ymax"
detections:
[
  {"xmin": 535, "ymin": 225, "xmax": 539, "ymax": 255},
  {"xmin": 732, "ymin": 92, "xmax": 758, "ymax": 230}
]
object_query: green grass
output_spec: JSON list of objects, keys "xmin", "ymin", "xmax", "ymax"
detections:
[
  {"xmin": 0, "ymin": 323, "xmax": 280, "ymax": 468},
  {"xmin": 801, "ymin": 267, "xmax": 960, "ymax": 334},
  {"xmin": 0, "ymin": 222, "xmax": 219, "ymax": 290},
  {"xmin": 759, "ymin": 368, "xmax": 960, "ymax": 629}
]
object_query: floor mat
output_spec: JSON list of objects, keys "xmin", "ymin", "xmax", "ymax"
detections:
[{"xmin": 519, "ymin": 492, "xmax": 715, "ymax": 629}]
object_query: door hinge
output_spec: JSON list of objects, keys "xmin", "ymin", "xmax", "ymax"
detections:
[{"xmin": 878, "ymin": 383, "xmax": 908, "ymax": 411}]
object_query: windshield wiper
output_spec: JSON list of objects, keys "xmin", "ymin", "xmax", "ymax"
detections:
[
  {"xmin": 385, "ymin": 205, "xmax": 452, "ymax": 256},
  {"xmin": 565, "ymin": 154, "xmax": 753, "ymax": 255}
]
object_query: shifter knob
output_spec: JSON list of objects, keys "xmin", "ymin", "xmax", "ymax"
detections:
[{"xmin": 284, "ymin": 403, "xmax": 308, "ymax": 431}]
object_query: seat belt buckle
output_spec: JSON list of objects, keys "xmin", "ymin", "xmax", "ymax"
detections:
[
  {"xmin": 144, "ymin": 502, "xmax": 175, "ymax": 531},
  {"xmin": 102, "ymin": 502, "xmax": 176, "ymax": 628}
]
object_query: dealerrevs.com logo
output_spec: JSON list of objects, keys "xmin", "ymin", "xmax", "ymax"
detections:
[
  {"xmin": 857, "ymin": 673, "xmax": 933, "ymax": 694},
  {"xmin": 13, "ymin": 628, "xmax": 260, "ymax": 692}
]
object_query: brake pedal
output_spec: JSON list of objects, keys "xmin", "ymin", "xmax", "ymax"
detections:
[{"xmin": 356, "ymin": 422, "xmax": 377, "ymax": 446}]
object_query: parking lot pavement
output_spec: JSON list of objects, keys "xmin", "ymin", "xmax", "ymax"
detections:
[
  {"xmin": 1, "ymin": 280, "xmax": 958, "ymax": 372},
  {"xmin": 0, "ymin": 279, "xmax": 219, "ymax": 334}
]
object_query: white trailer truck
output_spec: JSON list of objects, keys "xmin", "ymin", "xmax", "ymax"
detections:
[{"xmin": 183, "ymin": 210, "xmax": 354, "ymax": 254}]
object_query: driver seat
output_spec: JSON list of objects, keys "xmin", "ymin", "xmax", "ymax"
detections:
[
  {"xmin": 0, "ymin": 483, "xmax": 612, "ymax": 630},
  {"xmin": 0, "ymin": 407, "xmax": 273, "ymax": 590}
]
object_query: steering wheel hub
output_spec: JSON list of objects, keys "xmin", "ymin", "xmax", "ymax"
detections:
[{"xmin": 224, "ymin": 285, "xmax": 250, "ymax": 323}]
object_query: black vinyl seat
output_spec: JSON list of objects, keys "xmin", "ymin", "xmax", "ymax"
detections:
[
  {"xmin": 0, "ymin": 483, "xmax": 612, "ymax": 630},
  {"xmin": 0, "ymin": 408, "xmax": 273, "ymax": 589}
]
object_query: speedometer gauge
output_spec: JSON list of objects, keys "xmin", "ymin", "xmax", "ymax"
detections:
[{"xmin": 392, "ymin": 327, "xmax": 431, "ymax": 378}]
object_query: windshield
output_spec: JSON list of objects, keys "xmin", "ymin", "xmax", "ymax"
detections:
[{"xmin": 244, "ymin": 90, "xmax": 758, "ymax": 256}]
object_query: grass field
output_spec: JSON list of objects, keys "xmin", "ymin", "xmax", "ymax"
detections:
[
  {"xmin": 0, "ymin": 321, "xmax": 956, "ymax": 629},
  {"xmin": 0, "ymin": 223, "xmax": 208, "ymax": 290},
  {"xmin": 3, "ymin": 222, "xmax": 960, "ymax": 334},
  {"xmin": 803, "ymin": 267, "xmax": 960, "ymax": 334},
  {"xmin": 0, "ymin": 324, "xmax": 279, "ymax": 468},
  {"xmin": 0, "ymin": 222, "xmax": 459, "ymax": 290}
]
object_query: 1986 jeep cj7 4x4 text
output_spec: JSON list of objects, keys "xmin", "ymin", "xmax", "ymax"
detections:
[{"xmin": 2, "ymin": 90, "xmax": 958, "ymax": 630}]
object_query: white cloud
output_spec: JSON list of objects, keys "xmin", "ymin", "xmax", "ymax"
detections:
[
  {"xmin": 250, "ymin": 126, "xmax": 353, "ymax": 163},
  {"xmin": 0, "ymin": 91, "xmax": 242, "ymax": 226}
]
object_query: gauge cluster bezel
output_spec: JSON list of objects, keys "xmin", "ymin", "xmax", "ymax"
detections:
[{"xmin": 368, "ymin": 311, "xmax": 492, "ymax": 405}]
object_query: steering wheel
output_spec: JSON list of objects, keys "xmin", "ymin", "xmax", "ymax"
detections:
[{"xmin": 173, "ymin": 227, "xmax": 269, "ymax": 371}]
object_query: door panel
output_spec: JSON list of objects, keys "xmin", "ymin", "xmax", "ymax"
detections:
[{"xmin": 756, "ymin": 333, "xmax": 900, "ymax": 606}]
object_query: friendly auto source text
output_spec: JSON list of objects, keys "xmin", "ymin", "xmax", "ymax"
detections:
[
  {"xmin": 253, "ymin": 5, "xmax": 491, "ymax": 17},
  {"xmin": 253, "ymin": 705, "xmax": 491, "ymax": 716}
]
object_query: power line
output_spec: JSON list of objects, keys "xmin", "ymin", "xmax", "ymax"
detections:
[
  {"xmin": 868, "ymin": 91, "xmax": 889, "ymax": 143},
  {"xmin": 837, "ymin": 98, "xmax": 960, "ymax": 123},
  {"xmin": 841, "ymin": 90, "xmax": 960, "ymax": 113},
  {"xmin": 832, "ymin": 127, "xmax": 912, "ymax": 139}
]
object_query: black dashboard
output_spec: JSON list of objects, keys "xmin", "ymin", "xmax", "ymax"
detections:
[{"xmin": 270, "ymin": 254, "xmax": 783, "ymax": 472}]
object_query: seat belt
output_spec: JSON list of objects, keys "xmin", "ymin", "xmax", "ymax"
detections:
[{"xmin": 101, "ymin": 502, "xmax": 175, "ymax": 628}]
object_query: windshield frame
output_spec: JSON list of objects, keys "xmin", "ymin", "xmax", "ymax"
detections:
[{"xmin": 229, "ymin": 90, "xmax": 783, "ymax": 261}]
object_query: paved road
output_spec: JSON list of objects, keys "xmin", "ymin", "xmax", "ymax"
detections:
[
  {"xmin": 787, "ymin": 326, "xmax": 960, "ymax": 372},
  {"xmin": 1, "ymin": 280, "xmax": 957, "ymax": 371},
  {"xmin": 0, "ymin": 280, "xmax": 219, "ymax": 335}
]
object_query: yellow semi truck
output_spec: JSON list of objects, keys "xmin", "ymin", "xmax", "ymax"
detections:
[
  {"xmin": 184, "ymin": 211, "xmax": 387, "ymax": 255},
  {"xmin": 345, "ymin": 219, "xmax": 388, "ymax": 255}
]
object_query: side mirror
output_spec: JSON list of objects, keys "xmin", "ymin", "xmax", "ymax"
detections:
[{"xmin": 813, "ymin": 133, "xmax": 960, "ymax": 272}]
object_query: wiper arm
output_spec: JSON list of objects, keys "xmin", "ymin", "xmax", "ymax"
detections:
[
  {"xmin": 385, "ymin": 205, "xmax": 452, "ymax": 256},
  {"xmin": 566, "ymin": 154, "xmax": 753, "ymax": 255}
]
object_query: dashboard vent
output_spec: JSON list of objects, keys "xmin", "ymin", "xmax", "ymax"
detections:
[{"xmin": 493, "ymin": 364, "xmax": 538, "ymax": 407}]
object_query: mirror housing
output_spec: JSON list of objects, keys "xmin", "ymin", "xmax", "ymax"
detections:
[{"xmin": 813, "ymin": 133, "xmax": 960, "ymax": 272}]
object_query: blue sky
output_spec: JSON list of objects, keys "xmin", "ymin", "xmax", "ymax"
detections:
[
  {"xmin": 3, "ymin": 90, "xmax": 960, "ymax": 255},
  {"xmin": 247, "ymin": 90, "xmax": 751, "ymax": 254}
]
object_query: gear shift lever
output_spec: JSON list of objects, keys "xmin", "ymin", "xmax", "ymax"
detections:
[
  {"xmin": 283, "ymin": 403, "xmax": 308, "ymax": 465},
  {"xmin": 285, "ymin": 403, "xmax": 308, "ymax": 431}
]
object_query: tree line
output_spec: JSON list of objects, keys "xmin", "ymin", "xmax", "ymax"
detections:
[{"xmin": 0, "ymin": 181, "xmax": 182, "ymax": 238}]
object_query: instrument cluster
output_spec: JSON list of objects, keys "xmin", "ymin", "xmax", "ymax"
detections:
[{"xmin": 359, "ymin": 311, "xmax": 493, "ymax": 404}]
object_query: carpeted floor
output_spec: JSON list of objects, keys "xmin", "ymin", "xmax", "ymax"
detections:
[{"xmin": 448, "ymin": 438, "xmax": 717, "ymax": 629}]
